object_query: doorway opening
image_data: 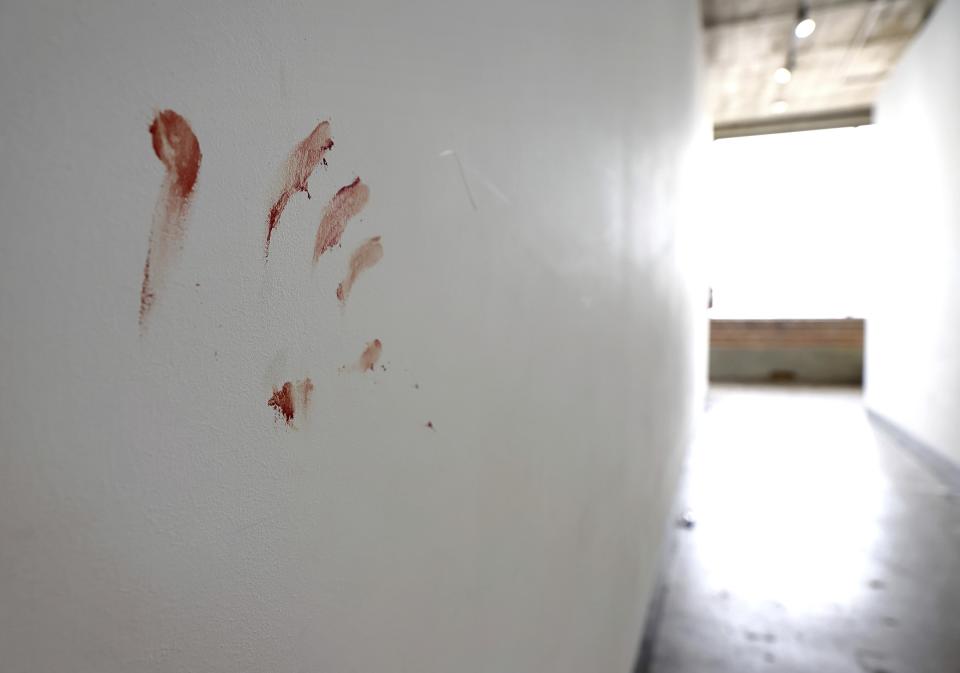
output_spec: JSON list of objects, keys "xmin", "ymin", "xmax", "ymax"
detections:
[{"xmin": 705, "ymin": 126, "xmax": 879, "ymax": 385}]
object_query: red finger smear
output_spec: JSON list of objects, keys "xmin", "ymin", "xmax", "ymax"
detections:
[
  {"xmin": 268, "ymin": 377, "xmax": 313, "ymax": 427},
  {"xmin": 336, "ymin": 236, "xmax": 383, "ymax": 304},
  {"xmin": 313, "ymin": 178, "xmax": 369, "ymax": 262},
  {"xmin": 265, "ymin": 121, "xmax": 334, "ymax": 257},
  {"xmin": 268, "ymin": 382, "xmax": 295, "ymax": 425},
  {"xmin": 297, "ymin": 378, "xmax": 314, "ymax": 407},
  {"xmin": 357, "ymin": 339, "xmax": 382, "ymax": 372},
  {"xmin": 140, "ymin": 109, "xmax": 202, "ymax": 329}
]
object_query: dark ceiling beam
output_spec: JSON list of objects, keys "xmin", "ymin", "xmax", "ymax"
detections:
[
  {"xmin": 703, "ymin": 0, "xmax": 870, "ymax": 28},
  {"xmin": 713, "ymin": 106, "xmax": 873, "ymax": 138}
]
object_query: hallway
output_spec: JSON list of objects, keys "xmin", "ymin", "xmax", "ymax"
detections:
[
  {"xmin": 648, "ymin": 386, "xmax": 960, "ymax": 673},
  {"xmin": 4, "ymin": 2, "xmax": 960, "ymax": 671}
]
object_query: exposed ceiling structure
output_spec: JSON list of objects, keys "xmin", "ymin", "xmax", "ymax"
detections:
[{"xmin": 703, "ymin": 0, "xmax": 938, "ymax": 137}]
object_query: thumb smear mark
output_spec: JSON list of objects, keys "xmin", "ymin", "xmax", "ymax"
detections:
[
  {"xmin": 337, "ymin": 236, "xmax": 383, "ymax": 304},
  {"xmin": 267, "ymin": 377, "xmax": 313, "ymax": 427},
  {"xmin": 140, "ymin": 109, "xmax": 202, "ymax": 330},
  {"xmin": 340, "ymin": 339, "xmax": 382, "ymax": 373}
]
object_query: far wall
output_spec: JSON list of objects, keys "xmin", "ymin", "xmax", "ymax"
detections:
[{"xmin": 711, "ymin": 319, "xmax": 864, "ymax": 384}]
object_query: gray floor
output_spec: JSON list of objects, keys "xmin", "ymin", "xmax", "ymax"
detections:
[{"xmin": 648, "ymin": 385, "xmax": 960, "ymax": 673}]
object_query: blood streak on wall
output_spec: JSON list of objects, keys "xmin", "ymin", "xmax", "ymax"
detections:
[
  {"xmin": 337, "ymin": 236, "xmax": 383, "ymax": 304},
  {"xmin": 265, "ymin": 121, "xmax": 334, "ymax": 257},
  {"xmin": 139, "ymin": 109, "xmax": 202, "ymax": 328},
  {"xmin": 343, "ymin": 339, "xmax": 382, "ymax": 373},
  {"xmin": 313, "ymin": 177, "xmax": 369, "ymax": 261},
  {"xmin": 267, "ymin": 377, "xmax": 314, "ymax": 426}
]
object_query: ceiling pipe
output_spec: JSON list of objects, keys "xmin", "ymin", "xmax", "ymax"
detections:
[
  {"xmin": 795, "ymin": 1, "xmax": 817, "ymax": 38},
  {"xmin": 772, "ymin": 3, "xmax": 805, "ymax": 111}
]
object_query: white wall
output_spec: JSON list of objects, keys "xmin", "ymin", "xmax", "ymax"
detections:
[
  {"xmin": 0, "ymin": 2, "xmax": 707, "ymax": 672},
  {"xmin": 865, "ymin": 0, "xmax": 960, "ymax": 465}
]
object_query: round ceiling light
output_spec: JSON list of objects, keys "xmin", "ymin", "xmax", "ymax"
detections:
[
  {"xmin": 795, "ymin": 18, "xmax": 816, "ymax": 39},
  {"xmin": 774, "ymin": 67, "xmax": 793, "ymax": 84}
]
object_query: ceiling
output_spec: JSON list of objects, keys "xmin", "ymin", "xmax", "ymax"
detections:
[{"xmin": 702, "ymin": 0, "xmax": 938, "ymax": 136}]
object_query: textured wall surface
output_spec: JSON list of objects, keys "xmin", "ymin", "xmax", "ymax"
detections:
[
  {"xmin": 0, "ymin": 2, "xmax": 707, "ymax": 671},
  {"xmin": 865, "ymin": 0, "xmax": 960, "ymax": 466}
]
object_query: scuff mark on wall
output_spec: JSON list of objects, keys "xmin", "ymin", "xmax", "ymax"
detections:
[
  {"xmin": 439, "ymin": 149, "xmax": 478, "ymax": 211},
  {"xmin": 313, "ymin": 177, "xmax": 369, "ymax": 261},
  {"xmin": 265, "ymin": 121, "xmax": 334, "ymax": 257},
  {"xmin": 140, "ymin": 109, "xmax": 202, "ymax": 328},
  {"xmin": 337, "ymin": 236, "xmax": 383, "ymax": 304}
]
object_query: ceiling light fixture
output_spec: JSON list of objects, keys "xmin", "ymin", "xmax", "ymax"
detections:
[
  {"xmin": 795, "ymin": 3, "xmax": 816, "ymax": 39},
  {"xmin": 774, "ymin": 66, "xmax": 793, "ymax": 84},
  {"xmin": 795, "ymin": 17, "xmax": 816, "ymax": 38}
]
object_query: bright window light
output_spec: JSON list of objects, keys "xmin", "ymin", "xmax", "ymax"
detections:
[{"xmin": 705, "ymin": 126, "xmax": 879, "ymax": 319}]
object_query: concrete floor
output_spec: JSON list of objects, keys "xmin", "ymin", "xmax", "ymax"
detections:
[{"xmin": 647, "ymin": 385, "xmax": 960, "ymax": 673}]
